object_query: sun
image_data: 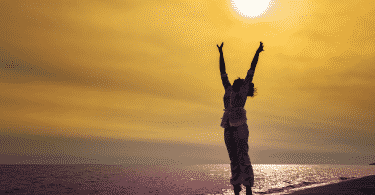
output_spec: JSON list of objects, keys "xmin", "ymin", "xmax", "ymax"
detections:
[{"xmin": 230, "ymin": 0, "xmax": 274, "ymax": 18}]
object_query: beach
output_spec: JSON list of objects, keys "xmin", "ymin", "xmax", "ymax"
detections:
[
  {"xmin": 1, "ymin": 164, "xmax": 374, "ymax": 194},
  {"xmin": 287, "ymin": 175, "xmax": 375, "ymax": 195}
]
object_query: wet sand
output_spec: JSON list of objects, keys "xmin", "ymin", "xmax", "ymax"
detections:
[{"xmin": 288, "ymin": 175, "xmax": 375, "ymax": 195}]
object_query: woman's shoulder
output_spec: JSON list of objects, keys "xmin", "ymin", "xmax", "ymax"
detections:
[
  {"xmin": 224, "ymin": 86, "xmax": 233, "ymax": 97},
  {"xmin": 225, "ymin": 85, "xmax": 233, "ymax": 92}
]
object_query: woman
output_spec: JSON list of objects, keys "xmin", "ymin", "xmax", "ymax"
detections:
[{"xmin": 217, "ymin": 42, "xmax": 264, "ymax": 195}]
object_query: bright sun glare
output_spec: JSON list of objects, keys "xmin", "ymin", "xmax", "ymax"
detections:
[{"xmin": 230, "ymin": 0, "xmax": 273, "ymax": 18}]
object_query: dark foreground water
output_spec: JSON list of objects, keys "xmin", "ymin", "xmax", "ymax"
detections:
[{"xmin": 1, "ymin": 164, "xmax": 374, "ymax": 194}]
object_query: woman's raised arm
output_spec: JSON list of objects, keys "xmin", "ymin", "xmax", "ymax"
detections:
[
  {"xmin": 217, "ymin": 42, "xmax": 226, "ymax": 73},
  {"xmin": 244, "ymin": 42, "xmax": 264, "ymax": 85},
  {"xmin": 217, "ymin": 42, "xmax": 231, "ymax": 89},
  {"xmin": 250, "ymin": 42, "xmax": 264, "ymax": 72}
]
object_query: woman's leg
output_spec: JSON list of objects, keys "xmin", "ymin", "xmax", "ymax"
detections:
[
  {"xmin": 234, "ymin": 184, "xmax": 241, "ymax": 195},
  {"xmin": 224, "ymin": 127, "xmax": 242, "ymax": 193},
  {"xmin": 237, "ymin": 124, "xmax": 254, "ymax": 188},
  {"xmin": 245, "ymin": 186, "xmax": 253, "ymax": 195}
]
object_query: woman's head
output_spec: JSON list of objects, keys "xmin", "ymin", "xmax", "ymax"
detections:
[{"xmin": 232, "ymin": 78, "xmax": 244, "ymax": 92}]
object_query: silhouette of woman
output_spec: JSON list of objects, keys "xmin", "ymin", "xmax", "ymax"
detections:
[{"xmin": 217, "ymin": 42, "xmax": 264, "ymax": 195}]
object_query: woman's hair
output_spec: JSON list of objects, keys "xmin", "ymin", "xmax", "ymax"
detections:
[
  {"xmin": 233, "ymin": 77, "xmax": 257, "ymax": 97},
  {"xmin": 247, "ymin": 82, "xmax": 257, "ymax": 97}
]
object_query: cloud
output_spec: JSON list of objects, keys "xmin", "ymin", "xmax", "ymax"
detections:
[
  {"xmin": 1, "ymin": 0, "xmax": 375, "ymax": 165},
  {"xmin": 0, "ymin": 81, "xmax": 224, "ymax": 145},
  {"xmin": 0, "ymin": 48, "xmax": 58, "ymax": 82},
  {"xmin": 0, "ymin": 0, "xmax": 221, "ymax": 105}
]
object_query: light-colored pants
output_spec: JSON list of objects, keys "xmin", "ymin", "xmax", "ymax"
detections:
[{"xmin": 224, "ymin": 123, "xmax": 254, "ymax": 187}]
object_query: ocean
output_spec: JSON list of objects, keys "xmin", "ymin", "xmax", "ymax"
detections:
[{"xmin": 1, "ymin": 164, "xmax": 374, "ymax": 194}]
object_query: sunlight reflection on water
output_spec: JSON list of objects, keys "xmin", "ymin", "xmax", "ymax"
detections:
[
  {"xmin": 1, "ymin": 164, "xmax": 374, "ymax": 195},
  {"xmin": 189, "ymin": 164, "xmax": 375, "ymax": 194}
]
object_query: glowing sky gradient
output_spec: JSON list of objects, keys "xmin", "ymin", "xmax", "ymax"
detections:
[{"xmin": 1, "ymin": 0, "xmax": 374, "ymax": 165}]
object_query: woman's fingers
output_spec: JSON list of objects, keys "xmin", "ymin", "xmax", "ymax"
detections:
[{"xmin": 257, "ymin": 43, "xmax": 264, "ymax": 52}]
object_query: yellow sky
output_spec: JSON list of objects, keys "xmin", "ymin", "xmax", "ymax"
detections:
[{"xmin": 1, "ymin": 0, "xmax": 374, "ymax": 164}]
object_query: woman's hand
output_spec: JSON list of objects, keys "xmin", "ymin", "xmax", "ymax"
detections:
[
  {"xmin": 217, "ymin": 42, "xmax": 224, "ymax": 53},
  {"xmin": 257, "ymin": 42, "xmax": 264, "ymax": 53}
]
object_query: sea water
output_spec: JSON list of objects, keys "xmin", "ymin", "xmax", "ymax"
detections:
[
  {"xmin": 1, "ymin": 164, "xmax": 374, "ymax": 194},
  {"xmin": 189, "ymin": 164, "xmax": 375, "ymax": 194}
]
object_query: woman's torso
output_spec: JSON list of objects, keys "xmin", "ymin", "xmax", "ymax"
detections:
[{"xmin": 223, "ymin": 87, "xmax": 247, "ymax": 109}]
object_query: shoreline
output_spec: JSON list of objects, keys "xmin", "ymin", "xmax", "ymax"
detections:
[
  {"xmin": 287, "ymin": 175, "xmax": 375, "ymax": 195},
  {"xmin": 1, "ymin": 164, "xmax": 374, "ymax": 194}
]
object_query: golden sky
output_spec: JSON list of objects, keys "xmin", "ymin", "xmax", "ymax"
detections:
[{"xmin": 1, "ymin": 0, "xmax": 374, "ymax": 165}]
